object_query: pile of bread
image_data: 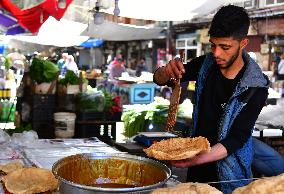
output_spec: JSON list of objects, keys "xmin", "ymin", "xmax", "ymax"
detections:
[
  {"xmin": 0, "ymin": 161, "xmax": 58, "ymax": 194},
  {"xmin": 144, "ymin": 137, "xmax": 284, "ymax": 194},
  {"xmin": 151, "ymin": 173, "xmax": 284, "ymax": 194}
]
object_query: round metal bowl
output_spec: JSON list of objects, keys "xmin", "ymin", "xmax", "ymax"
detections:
[{"xmin": 52, "ymin": 153, "xmax": 171, "ymax": 194}]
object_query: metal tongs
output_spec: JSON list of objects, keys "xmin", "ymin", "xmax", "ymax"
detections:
[
  {"xmin": 165, "ymin": 78, "xmax": 182, "ymax": 136},
  {"xmin": 165, "ymin": 50, "xmax": 185, "ymax": 136}
]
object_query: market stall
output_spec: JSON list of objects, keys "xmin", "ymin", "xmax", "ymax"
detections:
[{"xmin": 0, "ymin": 133, "xmax": 180, "ymax": 193}]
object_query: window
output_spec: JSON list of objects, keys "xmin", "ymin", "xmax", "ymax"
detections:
[
  {"xmin": 266, "ymin": 0, "xmax": 284, "ymax": 5},
  {"xmin": 244, "ymin": 0, "xmax": 254, "ymax": 8},
  {"xmin": 187, "ymin": 38, "xmax": 197, "ymax": 46},
  {"xmin": 232, "ymin": 0, "xmax": 254, "ymax": 9},
  {"xmin": 176, "ymin": 40, "xmax": 186, "ymax": 48},
  {"xmin": 266, "ymin": 0, "xmax": 275, "ymax": 4}
]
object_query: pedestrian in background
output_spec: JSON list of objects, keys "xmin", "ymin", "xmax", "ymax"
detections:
[
  {"xmin": 135, "ymin": 57, "xmax": 148, "ymax": 77},
  {"xmin": 61, "ymin": 55, "xmax": 79, "ymax": 76},
  {"xmin": 57, "ymin": 53, "xmax": 68, "ymax": 72},
  {"xmin": 277, "ymin": 53, "xmax": 284, "ymax": 80}
]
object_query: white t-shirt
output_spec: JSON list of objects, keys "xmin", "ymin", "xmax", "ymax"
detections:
[
  {"xmin": 278, "ymin": 59, "xmax": 284, "ymax": 74},
  {"xmin": 64, "ymin": 61, "xmax": 79, "ymax": 75}
]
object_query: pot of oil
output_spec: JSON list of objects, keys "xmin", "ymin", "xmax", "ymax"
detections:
[{"xmin": 52, "ymin": 153, "xmax": 171, "ymax": 194}]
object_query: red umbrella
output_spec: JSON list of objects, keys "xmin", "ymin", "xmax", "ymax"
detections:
[{"xmin": 0, "ymin": 0, "xmax": 72, "ymax": 34}]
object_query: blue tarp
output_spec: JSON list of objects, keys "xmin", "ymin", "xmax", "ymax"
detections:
[
  {"xmin": 0, "ymin": 10, "xmax": 26, "ymax": 35},
  {"xmin": 0, "ymin": 43, "xmax": 7, "ymax": 55},
  {"xmin": 79, "ymin": 38, "xmax": 104, "ymax": 48}
]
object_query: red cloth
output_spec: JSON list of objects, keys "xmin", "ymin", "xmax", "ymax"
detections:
[{"xmin": 0, "ymin": 0, "xmax": 72, "ymax": 33}]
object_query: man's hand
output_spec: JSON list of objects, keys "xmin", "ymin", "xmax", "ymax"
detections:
[
  {"xmin": 170, "ymin": 155, "xmax": 200, "ymax": 168},
  {"xmin": 153, "ymin": 59, "xmax": 185, "ymax": 85},
  {"xmin": 165, "ymin": 59, "xmax": 185, "ymax": 80},
  {"xmin": 170, "ymin": 143, "xmax": 228, "ymax": 168}
]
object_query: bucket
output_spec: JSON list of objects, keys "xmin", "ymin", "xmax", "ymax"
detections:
[{"xmin": 54, "ymin": 112, "xmax": 76, "ymax": 138}]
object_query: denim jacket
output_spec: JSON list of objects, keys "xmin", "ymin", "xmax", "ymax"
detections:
[{"xmin": 191, "ymin": 51, "xmax": 269, "ymax": 194}]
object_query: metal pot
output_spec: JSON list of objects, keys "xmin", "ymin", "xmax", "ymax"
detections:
[{"xmin": 52, "ymin": 153, "xmax": 171, "ymax": 194}]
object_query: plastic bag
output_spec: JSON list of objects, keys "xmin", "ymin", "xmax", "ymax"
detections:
[
  {"xmin": 77, "ymin": 91, "xmax": 105, "ymax": 112},
  {"xmin": 11, "ymin": 130, "xmax": 38, "ymax": 146},
  {"xmin": 0, "ymin": 129, "xmax": 11, "ymax": 144}
]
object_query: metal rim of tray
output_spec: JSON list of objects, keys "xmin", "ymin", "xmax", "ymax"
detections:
[{"xmin": 52, "ymin": 153, "xmax": 171, "ymax": 193}]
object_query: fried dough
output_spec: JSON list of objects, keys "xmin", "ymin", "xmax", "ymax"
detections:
[
  {"xmin": 143, "ymin": 136, "xmax": 210, "ymax": 160},
  {"xmin": 232, "ymin": 173, "xmax": 284, "ymax": 194},
  {"xmin": 2, "ymin": 167, "xmax": 58, "ymax": 194},
  {"xmin": 0, "ymin": 160, "xmax": 24, "ymax": 174},
  {"xmin": 151, "ymin": 182, "xmax": 222, "ymax": 194}
]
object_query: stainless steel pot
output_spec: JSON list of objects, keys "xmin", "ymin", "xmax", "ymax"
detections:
[{"xmin": 52, "ymin": 153, "xmax": 171, "ymax": 194}]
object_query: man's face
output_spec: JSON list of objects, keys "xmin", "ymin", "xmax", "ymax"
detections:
[{"xmin": 209, "ymin": 37, "xmax": 245, "ymax": 69}]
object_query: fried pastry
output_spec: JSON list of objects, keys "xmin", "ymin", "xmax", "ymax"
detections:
[
  {"xmin": 232, "ymin": 173, "xmax": 284, "ymax": 194},
  {"xmin": 0, "ymin": 160, "xmax": 24, "ymax": 174},
  {"xmin": 143, "ymin": 136, "xmax": 210, "ymax": 160},
  {"xmin": 151, "ymin": 182, "xmax": 222, "ymax": 194},
  {"xmin": 2, "ymin": 167, "xmax": 58, "ymax": 194}
]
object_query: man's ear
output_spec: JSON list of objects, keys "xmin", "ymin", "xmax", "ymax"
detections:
[{"xmin": 240, "ymin": 38, "xmax": 249, "ymax": 49}]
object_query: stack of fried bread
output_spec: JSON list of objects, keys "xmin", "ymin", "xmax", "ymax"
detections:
[
  {"xmin": 143, "ymin": 136, "xmax": 210, "ymax": 160},
  {"xmin": 0, "ymin": 160, "xmax": 24, "ymax": 174},
  {"xmin": 151, "ymin": 182, "xmax": 222, "ymax": 194},
  {"xmin": 0, "ymin": 161, "xmax": 58, "ymax": 194},
  {"xmin": 232, "ymin": 173, "xmax": 284, "ymax": 194}
]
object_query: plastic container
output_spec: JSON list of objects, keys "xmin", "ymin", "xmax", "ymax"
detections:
[{"xmin": 54, "ymin": 112, "xmax": 76, "ymax": 138}]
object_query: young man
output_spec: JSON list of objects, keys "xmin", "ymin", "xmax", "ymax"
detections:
[{"xmin": 154, "ymin": 5, "xmax": 269, "ymax": 194}]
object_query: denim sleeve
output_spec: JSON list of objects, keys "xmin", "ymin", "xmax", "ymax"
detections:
[{"xmin": 220, "ymin": 88, "xmax": 268, "ymax": 155}]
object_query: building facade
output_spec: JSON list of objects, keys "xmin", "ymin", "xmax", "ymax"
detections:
[{"xmin": 172, "ymin": 0, "xmax": 284, "ymax": 71}]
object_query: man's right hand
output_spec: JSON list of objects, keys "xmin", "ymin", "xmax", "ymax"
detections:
[
  {"xmin": 153, "ymin": 59, "xmax": 185, "ymax": 86},
  {"xmin": 165, "ymin": 59, "xmax": 185, "ymax": 80}
]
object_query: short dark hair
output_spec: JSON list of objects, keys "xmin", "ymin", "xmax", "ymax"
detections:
[{"xmin": 208, "ymin": 5, "xmax": 250, "ymax": 40}]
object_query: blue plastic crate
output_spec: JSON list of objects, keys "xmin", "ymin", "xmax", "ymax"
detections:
[{"xmin": 129, "ymin": 83, "xmax": 156, "ymax": 104}]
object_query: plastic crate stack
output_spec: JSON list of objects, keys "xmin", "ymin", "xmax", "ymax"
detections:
[
  {"xmin": 75, "ymin": 111, "xmax": 118, "ymax": 143},
  {"xmin": 32, "ymin": 94, "xmax": 56, "ymax": 138}
]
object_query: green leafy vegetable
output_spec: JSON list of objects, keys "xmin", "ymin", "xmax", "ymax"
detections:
[
  {"xmin": 101, "ymin": 89, "xmax": 115, "ymax": 112},
  {"xmin": 4, "ymin": 57, "xmax": 12, "ymax": 70},
  {"xmin": 59, "ymin": 70, "xmax": 79, "ymax": 85},
  {"xmin": 122, "ymin": 104, "xmax": 172, "ymax": 138},
  {"xmin": 30, "ymin": 58, "xmax": 59, "ymax": 83},
  {"xmin": 77, "ymin": 92, "xmax": 105, "ymax": 112},
  {"xmin": 59, "ymin": 70, "xmax": 88, "ymax": 86}
]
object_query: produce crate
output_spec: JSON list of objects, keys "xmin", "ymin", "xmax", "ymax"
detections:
[
  {"xmin": 105, "ymin": 112, "xmax": 122, "ymax": 121},
  {"xmin": 56, "ymin": 94, "xmax": 76, "ymax": 112},
  {"xmin": 129, "ymin": 83, "xmax": 156, "ymax": 104},
  {"xmin": 32, "ymin": 94, "xmax": 56, "ymax": 122},
  {"xmin": 76, "ymin": 111, "xmax": 104, "ymax": 121}
]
